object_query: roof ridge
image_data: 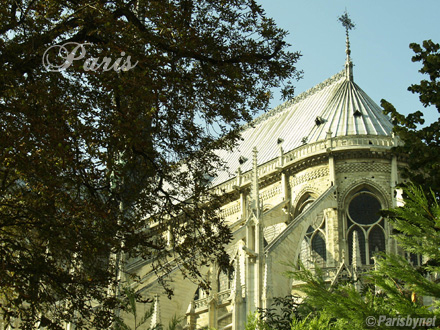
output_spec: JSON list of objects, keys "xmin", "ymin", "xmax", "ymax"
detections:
[{"xmin": 243, "ymin": 70, "xmax": 346, "ymax": 129}]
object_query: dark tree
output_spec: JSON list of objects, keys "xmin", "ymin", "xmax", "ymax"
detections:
[
  {"xmin": 0, "ymin": 0, "xmax": 301, "ymax": 328},
  {"xmin": 382, "ymin": 40, "xmax": 440, "ymax": 197}
]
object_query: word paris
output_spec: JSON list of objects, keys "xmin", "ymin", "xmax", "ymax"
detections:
[{"xmin": 42, "ymin": 42, "xmax": 138, "ymax": 72}]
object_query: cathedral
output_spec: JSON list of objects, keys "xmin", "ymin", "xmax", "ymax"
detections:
[{"xmin": 125, "ymin": 38, "xmax": 408, "ymax": 330}]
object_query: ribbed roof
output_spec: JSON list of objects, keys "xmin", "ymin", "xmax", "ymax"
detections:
[{"xmin": 212, "ymin": 69, "xmax": 393, "ymax": 186}]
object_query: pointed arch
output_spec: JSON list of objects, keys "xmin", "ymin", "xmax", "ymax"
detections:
[
  {"xmin": 368, "ymin": 225, "xmax": 385, "ymax": 263},
  {"xmin": 218, "ymin": 267, "xmax": 234, "ymax": 292},
  {"xmin": 292, "ymin": 186, "xmax": 321, "ymax": 218},
  {"xmin": 311, "ymin": 231, "xmax": 326, "ymax": 266},
  {"xmin": 342, "ymin": 180, "xmax": 390, "ymax": 265},
  {"xmin": 299, "ymin": 236, "xmax": 311, "ymax": 268},
  {"xmin": 339, "ymin": 178, "xmax": 391, "ymax": 211}
]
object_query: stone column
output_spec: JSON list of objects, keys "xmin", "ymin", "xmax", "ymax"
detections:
[
  {"xmin": 186, "ymin": 301, "xmax": 197, "ymax": 330},
  {"xmin": 207, "ymin": 264, "xmax": 218, "ymax": 329},
  {"xmin": 150, "ymin": 294, "xmax": 161, "ymax": 329},
  {"xmin": 207, "ymin": 298, "xmax": 217, "ymax": 329},
  {"xmin": 231, "ymin": 257, "xmax": 245, "ymax": 330},
  {"xmin": 325, "ymin": 208, "xmax": 339, "ymax": 267},
  {"xmin": 261, "ymin": 256, "xmax": 273, "ymax": 310}
]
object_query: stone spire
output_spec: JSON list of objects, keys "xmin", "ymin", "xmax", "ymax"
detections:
[
  {"xmin": 150, "ymin": 294, "xmax": 161, "ymax": 328},
  {"xmin": 232, "ymin": 256, "xmax": 243, "ymax": 300},
  {"xmin": 250, "ymin": 147, "xmax": 260, "ymax": 218},
  {"xmin": 352, "ymin": 230, "xmax": 362, "ymax": 268},
  {"xmin": 338, "ymin": 10, "xmax": 355, "ymax": 81},
  {"xmin": 352, "ymin": 230, "xmax": 362, "ymax": 291},
  {"xmin": 231, "ymin": 253, "xmax": 245, "ymax": 330}
]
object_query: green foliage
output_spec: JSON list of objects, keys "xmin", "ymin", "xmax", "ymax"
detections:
[
  {"xmin": 244, "ymin": 308, "xmax": 346, "ymax": 330},
  {"xmin": 382, "ymin": 40, "xmax": 440, "ymax": 196},
  {"xmin": 114, "ymin": 284, "xmax": 183, "ymax": 330},
  {"xmin": 377, "ymin": 184, "xmax": 440, "ymax": 305},
  {"xmin": 256, "ymin": 295, "xmax": 300, "ymax": 330},
  {"xmin": 114, "ymin": 285, "xmax": 154, "ymax": 330},
  {"xmin": 0, "ymin": 0, "xmax": 301, "ymax": 328},
  {"xmin": 244, "ymin": 312, "xmax": 265, "ymax": 330},
  {"xmin": 165, "ymin": 314, "xmax": 185, "ymax": 330},
  {"xmin": 385, "ymin": 185, "xmax": 440, "ymax": 262},
  {"xmin": 290, "ymin": 313, "xmax": 339, "ymax": 330},
  {"xmin": 291, "ymin": 268, "xmax": 386, "ymax": 329}
]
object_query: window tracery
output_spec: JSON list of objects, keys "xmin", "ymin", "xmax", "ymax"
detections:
[
  {"xmin": 346, "ymin": 188, "xmax": 386, "ymax": 265},
  {"xmin": 298, "ymin": 213, "xmax": 326, "ymax": 268}
]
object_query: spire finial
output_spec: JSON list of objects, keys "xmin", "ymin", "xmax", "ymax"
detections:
[
  {"xmin": 338, "ymin": 10, "xmax": 355, "ymax": 81},
  {"xmin": 250, "ymin": 147, "xmax": 260, "ymax": 216}
]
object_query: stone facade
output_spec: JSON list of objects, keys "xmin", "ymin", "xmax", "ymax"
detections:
[
  {"xmin": 124, "ymin": 62, "xmax": 409, "ymax": 329},
  {"xmin": 124, "ymin": 136, "xmax": 407, "ymax": 330}
]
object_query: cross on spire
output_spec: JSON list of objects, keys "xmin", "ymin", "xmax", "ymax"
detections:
[
  {"xmin": 338, "ymin": 10, "xmax": 355, "ymax": 58},
  {"xmin": 338, "ymin": 10, "xmax": 355, "ymax": 81}
]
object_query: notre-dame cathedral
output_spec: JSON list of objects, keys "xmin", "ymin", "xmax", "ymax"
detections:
[{"xmin": 124, "ymin": 37, "xmax": 409, "ymax": 330}]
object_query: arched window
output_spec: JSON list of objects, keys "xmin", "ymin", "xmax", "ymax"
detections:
[
  {"xmin": 368, "ymin": 225, "xmax": 385, "ymax": 263},
  {"xmin": 218, "ymin": 268, "xmax": 234, "ymax": 292},
  {"xmin": 298, "ymin": 214, "xmax": 327, "ymax": 268},
  {"xmin": 406, "ymin": 252, "xmax": 422, "ymax": 266},
  {"xmin": 294, "ymin": 192, "xmax": 317, "ymax": 218},
  {"xmin": 299, "ymin": 235, "xmax": 312, "ymax": 268},
  {"xmin": 311, "ymin": 232, "xmax": 326, "ymax": 266},
  {"xmin": 194, "ymin": 287, "xmax": 207, "ymax": 301},
  {"xmin": 348, "ymin": 192, "xmax": 381, "ymax": 225},
  {"xmin": 346, "ymin": 188, "xmax": 385, "ymax": 265}
]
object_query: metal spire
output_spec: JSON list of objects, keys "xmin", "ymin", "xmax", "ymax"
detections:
[{"xmin": 338, "ymin": 10, "xmax": 355, "ymax": 81}]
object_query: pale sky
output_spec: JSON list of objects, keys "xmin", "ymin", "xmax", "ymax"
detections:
[{"xmin": 258, "ymin": 0, "xmax": 440, "ymax": 124}]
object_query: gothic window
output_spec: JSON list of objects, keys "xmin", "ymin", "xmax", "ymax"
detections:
[
  {"xmin": 406, "ymin": 253, "xmax": 422, "ymax": 266},
  {"xmin": 298, "ymin": 214, "xmax": 327, "ymax": 268},
  {"xmin": 368, "ymin": 225, "xmax": 385, "ymax": 263},
  {"xmin": 294, "ymin": 192, "xmax": 317, "ymax": 218},
  {"xmin": 348, "ymin": 192, "xmax": 381, "ymax": 225},
  {"xmin": 299, "ymin": 235, "xmax": 312, "ymax": 269},
  {"xmin": 194, "ymin": 287, "xmax": 207, "ymax": 300},
  {"xmin": 346, "ymin": 188, "xmax": 386, "ymax": 265},
  {"xmin": 218, "ymin": 268, "xmax": 234, "ymax": 292},
  {"xmin": 311, "ymin": 232, "xmax": 326, "ymax": 265}
]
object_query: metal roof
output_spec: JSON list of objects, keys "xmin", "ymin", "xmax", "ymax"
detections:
[{"xmin": 212, "ymin": 69, "xmax": 394, "ymax": 186}]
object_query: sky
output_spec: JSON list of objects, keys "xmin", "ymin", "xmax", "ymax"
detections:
[{"xmin": 257, "ymin": 0, "xmax": 440, "ymax": 124}]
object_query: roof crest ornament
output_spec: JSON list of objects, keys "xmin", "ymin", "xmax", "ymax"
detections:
[
  {"xmin": 244, "ymin": 70, "xmax": 345, "ymax": 129},
  {"xmin": 338, "ymin": 10, "xmax": 355, "ymax": 81}
]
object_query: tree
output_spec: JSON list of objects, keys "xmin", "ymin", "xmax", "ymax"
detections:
[
  {"xmin": 256, "ymin": 295, "xmax": 300, "ymax": 330},
  {"xmin": 0, "ymin": 0, "xmax": 301, "ymax": 328},
  {"xmin": 242, "ymin": 295, "xmax": 301, "ymax": 330},
  {"xmin": 382, "ymin": 40, "xmax": 440, "ymax": 197}
]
